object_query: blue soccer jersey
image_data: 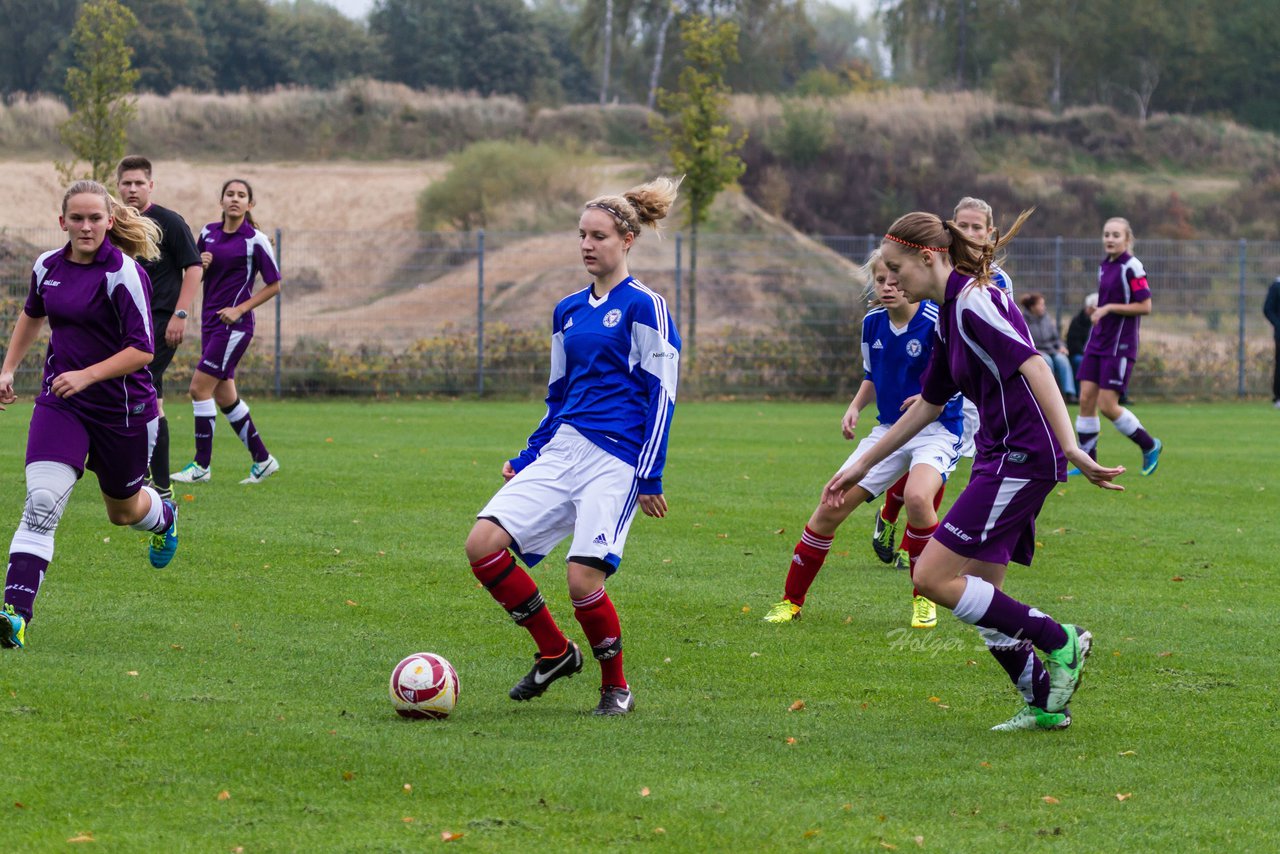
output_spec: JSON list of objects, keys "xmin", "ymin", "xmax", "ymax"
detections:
[
  {"xmin": 861, "ymin": 301, "xmax": 963, "ymax": 437},
  {"xmin": 512, "ymin": 277, "xmax": 680, "ymax": 494}
]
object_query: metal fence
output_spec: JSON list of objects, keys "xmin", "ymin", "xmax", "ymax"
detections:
[{"xmin": 2, "ymin": 227, "xmax": 1277, "ymax": 399}]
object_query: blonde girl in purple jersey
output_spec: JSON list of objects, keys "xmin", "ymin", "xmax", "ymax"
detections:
[
  {"xmin": 823, "ymin": 210, "xmax": 1124, "ymax": 732},
  {"xmin": 0, "ymin": 182, "xmax": 180, "ymax": 649},
  {"xmin": 172, "ymin": 179, "xmax": 282, "ymax": 486},
  {"xmin": 1071, "ymin": 217, "xmax": 1162, "ymax": 477}
]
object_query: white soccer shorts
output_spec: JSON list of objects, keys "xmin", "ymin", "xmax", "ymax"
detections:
[
  {"xmin": 959, "ymin": 397, "xmax": 979, "ymax": 458},
  {"xmin": 478, "ymin": 425, "xmax": 640, "ymax": 572},
  {"xmin": 840, "ymin": 421, "xmax": 963, "ymax": 499}
]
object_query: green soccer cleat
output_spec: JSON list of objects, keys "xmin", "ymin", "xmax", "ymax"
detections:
[
  {"xmin": 911, "ymin": 594, "xmax": 937, "ymax": 629},
  {"xmin": 1045, "ymin": 624, "xmax": 1092, "ymax": 712},
  {"xmin": 991, "ymin": 704, "xmax": 1071, "ymax": 732},
  {"xmin": 171, "ymin": 462, "xmax": 210, "ymax": 483},
  {"xmin": 0, "ymin": 604, "xmax": 26, "ymax": 649},
  {"xmin": 1141, "ymin": 438, "xmax": 1163, "ymax": 476},
  {"xmin": 763, "ymin": 599, "xmax": 802, "ymax": 624},
  {"xmin": 148, "ymin": 500, "xmax": 179, "ymax": 569},
  {"xmin": 894, "ymin": 548, "xmax": 910, "ymax": 572},
  {"xmin": 872, "ymin": 509, "xmax": 897, "ymax": 564}
]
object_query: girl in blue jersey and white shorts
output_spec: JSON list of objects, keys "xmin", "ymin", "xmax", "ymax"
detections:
[
  {"xmin": 0, "ymin": 181, "xmax": 180, "ymax": 649},
  {"xmin": 464, "ymin": 178, "xmax": 682, "ymax": 716},
  {"xmin": 825, "ymin": 210, "xmax": 1124, "ymax": 732},
  {"xmin": 765, "ymin": 252, "xmax": 963, "ymax": 630}
]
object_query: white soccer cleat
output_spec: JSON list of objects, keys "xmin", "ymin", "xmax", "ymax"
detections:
[
  {"xmin": 171, "ymin": 462, "xmax": 211, "ymax": 483},
  {"xmin": 240, "ymin": 454, "xmax": 280, "ymax": 484}
]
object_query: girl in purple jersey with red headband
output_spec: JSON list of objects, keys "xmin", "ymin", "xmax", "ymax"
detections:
[
  {"xmin": 0, "ymin": 181, "xmax": 180, "ymax": 649},
  {"xmin": 1072, "ymin": 217, "xmax": 1162, "ymax": 477},
  {"xmin": 823, "ymin": 210, "xmax": 1125, "ymax": 732},
  {"xmin": 172, "ymin": 178, "xmax": 282, "ymax": 486}
]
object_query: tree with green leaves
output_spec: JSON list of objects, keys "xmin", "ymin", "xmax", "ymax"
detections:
[
  {"xmin": 56, "ymin": 0, "xmax": 139, "ymax": 184},
  {"xmin": 653, "ymin": 15, "xmax": 746, "ymax": 366}
]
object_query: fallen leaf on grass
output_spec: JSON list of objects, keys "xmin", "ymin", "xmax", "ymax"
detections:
[
  {"xmin": 345, "ymin": 600, "xmax": 359, "ymax": 607},
  {"xmin": 913, "ymin": 837, "xmax": 925, "ymax": 847},
  {"xmin": 342, "ymin": 771, "xmax": 356, "ymax": 781},
  {"xmin": 844, "ymin": 616, "xmax": 853, "ymax": 624},
  {"xmin": 750, "ymin": 652, "xmax": 761, "ymax": 658},
  {"xmin": 1119, "ymin": 750, "xmax": 1137, "ymax": 756},
  {"xmin": 803, "ymin": 829, "xmax": 820, "ymax": 838},
  {"xmin": 980, "ymin": 761, "xmax": 992, "ymax": 768},
  {"xmin": 441, "ymin": 831, "xmax": 464, "ymax": 842},
  {"xmin": 1157, "ymin": 651, "xmax": 1173, "ymax": 658},
  {"xmin": 127, "ymin": 671, "xmax": 139, "ymax": 677},
  {"xmin": 13, "ymin": 802, "xmax": 24, "ymax": 809},
  {"xmin": 654, "ymin": 827, "xmax": 666, "ymax": 834},
  {"xmin": 1042, "ymin": 796, "xmax": 1060, "ymax": 805},
  {"xmin": 879, "ymin": 842, "xmax": 897, "ymax": 851},
  {"xmin": 67, "ymin": 833, "xmax": 94, "ymax": 843},
  {"xmin": 717, "ymin": 533, "xmax": 729, "ymax": 539},
  {"xmin": 183, "ymin": 494, "xmax": 194, "ymax": 502},
  {"xmin": 403, "ymin": 783, "xmax": 412, "ymax": 793},
  {"xmin": 640, "ymin": 787, "xmax": 650, "ymax": 797},
  {"xmin": 325, "ymin": 437, "xmax": 334, "ymax": 443},
  {"xmin": 1171, "ymin": 576, "xmax": 1184, "ymax": 582},
  {"xmin": 788, "ymin": 700, "xmax": 806, "ymax": 712},
  {"xmin": 786, "ymin": 737, "xmax": 798, "ymax": 745},
  {"xmin": 741, "ymin": 606, "xmax": 751, "ymax": 614},
  {"xmin": 102, "ymin": 537, "xmax": 110, "ymax": 544},
  {"xmin": 217, "ymin": 791, "xmax": 231, "ymax": 801},
  {"xmin": 1116, "ymin": 793, "xmax": 1132, "ymax": 801},
  {"xmin": 774, "ymin": 528, "xmax": 785, "ymax": 535},
  {"xmin": 928, "ymin": 696, "xmax": 941, "ymax": 703},
  {"xmin": 842, "ymin": 803, "xmax": 853, "ymax": 811},
  {"xmin": 402, "ymin": 817, "xmax": 414, "ymax": 823}
]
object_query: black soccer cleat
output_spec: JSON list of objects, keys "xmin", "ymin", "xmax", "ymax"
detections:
[
  {"xmin": 509, "ymin": 640, "xmax": 583, "ymax": 701},
  {"xmin": 592, "ymin": 685, "xmax": 635, "ymax": 716}
]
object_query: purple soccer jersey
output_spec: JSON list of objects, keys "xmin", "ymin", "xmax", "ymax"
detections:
[
  {"xmin": 1085, "ymin": 251, "xmax": 1150, "ymax": 358},
  {"xmin": 24, "ymin": 238, "xmax": 158, "ymax": 428},
  {"xmin": 920, "ymin": 270, "xmax": 1066, "ymax": 482},
  {"xmin": 197, "ymin": 220, "xmax": 281, "ymax": 335}
]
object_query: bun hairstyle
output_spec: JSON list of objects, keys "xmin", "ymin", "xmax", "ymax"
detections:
[
  {"xmin": 884, "ymin": 207, "xmax": 1034, "ymax": 288},
  {"xmin": 61, "ymin": 180, "xmax": 161, "ymax": 262},
  {"xmin": 584, "ymin": 176, "xmax": 682, "ymax": 240}
]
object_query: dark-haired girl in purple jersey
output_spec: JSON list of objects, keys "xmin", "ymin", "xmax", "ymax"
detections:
[
  {"xmin": 823, "ymin": 210, "xmax": 1124, "ymax": 732},
  {"xmin": 0, "ymin": 181, "xmax": 180, "ymax": 649},
  {"xmin": 1071, "ymin": 217, "xmax": 1162, "ymax": 477},
  {"xmin": 171, "ymin": 179, "xmax": 282, "ymax": 486}
]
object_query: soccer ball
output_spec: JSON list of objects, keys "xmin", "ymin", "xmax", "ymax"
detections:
[{"xmin": 389, "ymin": 652, "xmax": 460, "ymax": 719}]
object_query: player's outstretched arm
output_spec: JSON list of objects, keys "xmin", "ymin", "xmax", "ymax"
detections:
[
  {"xmin": 822, "ymin": 398, "xmax": 942, "ymax": 508},
  {"xmin": 1019, "ymin": 354, "xmax": 1124, "ymax": 490}
]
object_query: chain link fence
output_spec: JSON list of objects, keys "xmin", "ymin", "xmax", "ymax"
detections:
[{"xmin": 3, "ymin": 227, "xmax": 1277, "ymax": 399}]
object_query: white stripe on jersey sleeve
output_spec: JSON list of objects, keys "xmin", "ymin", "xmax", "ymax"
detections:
[
  {"xmin": 631, "ymin": 322, "xmax": 679, "ymax": 400},
  {"xmin": 955, "ymin": 286, "xmax": 1030, "ymax": 380},
  {"xmin": 250, "ymin": 229, "xmax": 279, "ymax": 266},
  {"xmin": 548, "ymin": 330, "xmax": 567, "ymax": 387},
  {"xmin": 32, "ymin": 249, "xmax": 59, "ymax": 285},
  {"xmin": 105, "ymin": 259, "xmax": 154, "ymax": 345}
]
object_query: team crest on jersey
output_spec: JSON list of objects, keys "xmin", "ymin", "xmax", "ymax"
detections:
[
  {"xmin": 602, "ymin": 308, "xmax": 622, "ymax": 328},
  {"xmin": 906, "ymin": 338, "xmax": 922, "ymax": 357}
]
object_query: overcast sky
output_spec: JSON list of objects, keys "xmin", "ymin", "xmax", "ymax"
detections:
[{"xmin": 320, "ymin": 0, "xmax": 876, "ymax": 22}]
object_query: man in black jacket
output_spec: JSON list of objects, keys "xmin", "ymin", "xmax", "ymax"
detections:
[{"xmin": 1266, "ymin": 277, "xmax": 1280, "ymax": 407}]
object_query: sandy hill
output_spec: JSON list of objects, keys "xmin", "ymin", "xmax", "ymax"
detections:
[{"xmin": 2, "ymin": 160, "xmax": 864, "ymax": 350}]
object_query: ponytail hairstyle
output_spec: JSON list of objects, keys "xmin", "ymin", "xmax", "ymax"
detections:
[
  {"xmin": 884, "ymin": 207, "xmax": 1035, "ymax": 288},
  {"xmin": 584, "ymin": 176, "xmax": 681, "ymax": 243},
  {"xmin": 1104, "ymin": 216, "xmax": 1134, "ymax": 251},
  {"xmin": 859, "ymin": 248, "xmax": 885, "ymax": 306},
  {"xmin": 61, "ymin": 180, "xmax": 161, "ymax": 261},
  {"xmin": 953, "ymin": 196, "xmax": 994, "ymax": 229},
  {"xmin": 220, "ymin": 178, "xmax": 258, "ymax": 230}
]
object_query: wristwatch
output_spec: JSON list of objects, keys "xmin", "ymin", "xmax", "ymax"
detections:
[{"xmin": 174, "ymin": 309, "xmax": 189, "ymax": 319}]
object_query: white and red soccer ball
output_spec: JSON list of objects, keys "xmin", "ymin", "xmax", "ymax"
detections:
[{"xmin": 389, "ymin": 652, "xmax": 460, "ymax": 719}]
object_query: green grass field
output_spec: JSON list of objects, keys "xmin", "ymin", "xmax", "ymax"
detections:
[{"xmin": 2, "ymin": 399, "xmax": 1277, "ymax": 851}]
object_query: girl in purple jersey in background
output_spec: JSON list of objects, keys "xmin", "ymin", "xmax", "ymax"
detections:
[
  {"xmin": 1072, "ymin": 217, "xmax": 1162, "ymax": 476},
  {"xmin": 0, "ymin": 181, "xmax": 180, "ymax": 649},
  {"xmin": 824, "ymin": 209, "xmax": 1124, "ymax": 732},
  {"xmin": 172, "ymin": 179, "xmax": 282, "ymax": 486}
]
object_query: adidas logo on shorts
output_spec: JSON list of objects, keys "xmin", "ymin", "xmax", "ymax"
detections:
[{"xmin": 593, "ymin": 533, "xmax": 609, "ymax": 545}]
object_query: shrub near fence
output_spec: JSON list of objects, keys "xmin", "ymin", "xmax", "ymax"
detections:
[{"xmin": 0, "ymin": 227, "xmax": 1276, "ymax": 399}]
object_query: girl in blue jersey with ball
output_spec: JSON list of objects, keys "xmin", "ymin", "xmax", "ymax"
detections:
[{"xmin": 464, "ymin": 177, "xmax": 681, "ymax": 716}]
